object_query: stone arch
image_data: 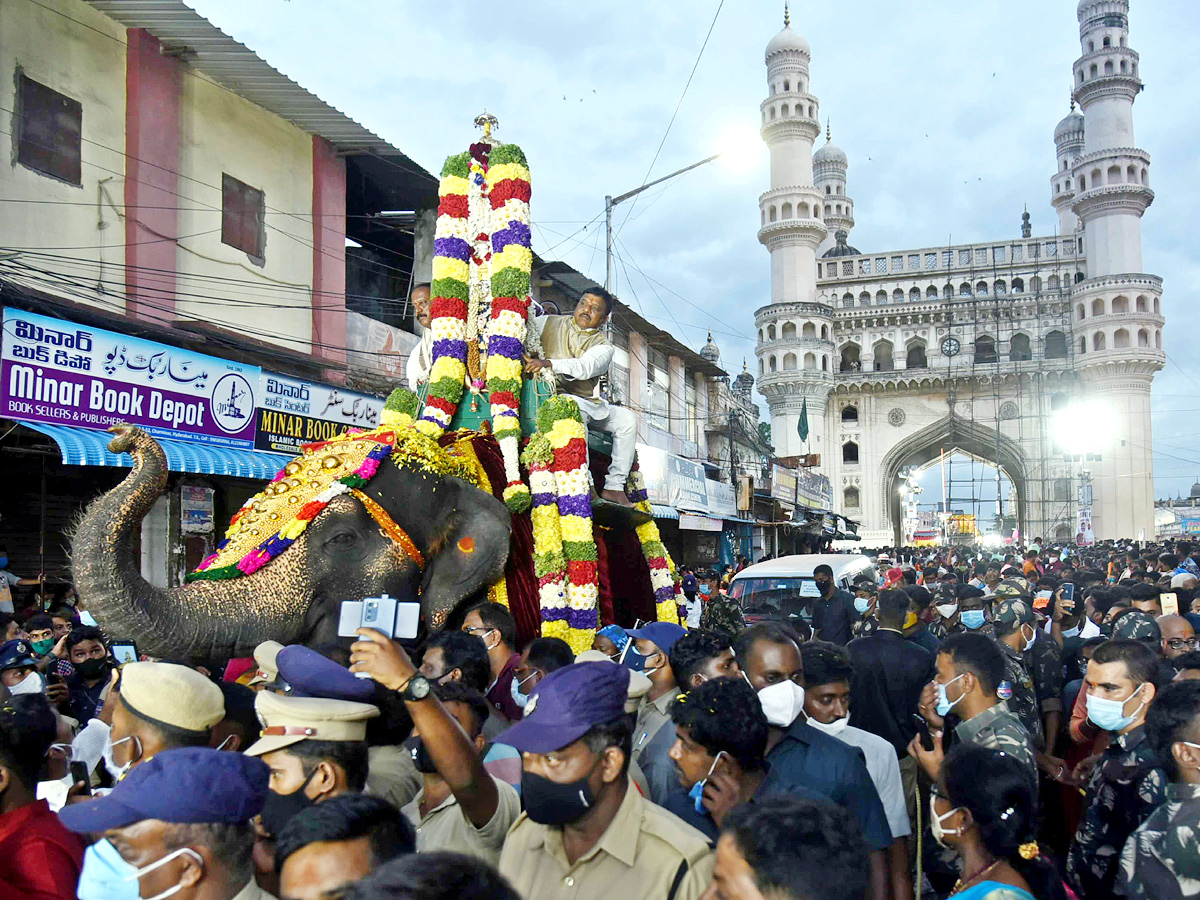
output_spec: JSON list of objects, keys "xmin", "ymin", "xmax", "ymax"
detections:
[
  {"xmin": 1054, "ymin": 523, "xmax": 1071, "ymax": 542},
  {"xmin": 798, "ymin": 202, "xmax": 809, "ymax": 218},
  {"xmin": 975, "ymin": 335, "xmax": 997, "ymax": 363},
  {"xmin": 842, "ymin": 441, "xmax": 859, "ymax": 464},
  {"xmin": 892, "ymin": 288, "xmax": 904, "ymax": 303},
  {"xmin": 1045, "ymin": 330, "xmax": 1068, "ymax": 359},
  {"xmin": 1107, "ymin": 164, "xmax": 1121, "ymax": 184},
  {"xmin": 802, "ymin": 322, "xmax": 816, "ymax": 338},
  {"xmin": 769, "ymin": 205, "xmax": 777, "ymax": 222},
  {"xmin": 782, "ymin": 322, "xmax": 798, "ymax": 340},
  {"xmin": 781, "ymin": 104, "xmax": 790, "ymax": 118},
  {"xmin": 803, "ymin": 352, "xmax": 817, "ymax": 370},
  {"xmin": 1091, "ymin": 298, "xmax": 1105, "ymax": 317},
  {"xmin": 1012, "ymin": 277, "xmax": 1024, "ymax": 293},
  {"xmin": 880, "ymin": 415, "xmax": 1028, "ymax": 545},
  {"xmin": 994, "ymin": 279, "xmax": 1006, "ymax": 295},
  {"xmin": 1112, "ymin": 295, "xmax": 1129, "ymax": 314},
  {"xmin": 976, "ymin": 280, "xmax": 989, "ymax": 296},
  {"xmin": 909, "ymin": 287, "xmax": 921, "ymax": 302},
  {"xmin": 758, "ymin": 357, "xmax": 765, "ymax": 375},
  {"xmin": 943, "ymin": 284, "xmax": 954, "ymax": 300},
  {"xmin": 1048, "ymin": 274, "xmax": 1060, "ymax": 291},
  {"xmin": 1010, "ymin": 333, "xmax": 1032, "ymax": 361},
  {"xmin": 769, "ymin": 355, "xmax": 777, "ymax": 372},
  {"xmin": 1156, "ymin": 330, "xmax": 1162, "ymax": 349},
  {"xmin": 841, "ymin": 405, "xmax": 859, "ymax": 424},
  {"xmin": 905, "ymin": 339, "xmax": 927, "ymax": 369},
  {"xmin": 1137, "ymin": 328, "xmax": 1149, "ymax": 348},
  {"xmin": 1078, "ymin": 303, "xmax": 1086, "ymax": 321},
  {"xmin": 839, "ymin": 343, "xmax": 860, "ymax": 372},
  {"xmin": 783, "ymin": 352, "xmax": 798, "ymax": 371},
  {"xmin": 1114, "ymin": 328, "xmax": 1130, "ymax": 349},
  {"xmin": 1154, "ymin": 297, "xmax": 1161, "ymax": 314},
  {"xmin": 1093, "ymin": 331, "xmax": 1106, "ymax": 351},
  {"xmin": 767, "ymin": 323, "xmax": 777, "ymax": 340},
  {"xmin": 927, "ymin": 285, "xmax": 939, "ymax": 299},
  {"xmin": 844, "ymin": 486, "xmax": 860, "ymax": 509},
  {"xmin": 959, "ymin": 282, "xmax": 972, "ymax": 297},
  {"xmin": 1136, "ymin": 295, "xmax": 1148, "ymax": 312},
  {"xmin": 758, "ymin": 327, "xmax": 764, "ymax": 342},
  {"xmin": 859, "ymin": 291, "xmax": 872, "ymax": 306},
  {"xmin": 876, "ymin": 290, "xmax": 888, "ymax": 305},
  {"xmin": 821, "ymin": 325, "xmax": 829, "ymax": 340},
  {"xmin": 873, "ymin": 340, "xmax": 894, "ymax": 372}
]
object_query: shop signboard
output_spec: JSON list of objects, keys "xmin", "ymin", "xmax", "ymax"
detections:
[
  {"xmin": 668, "ymin": 455, "xmax": 708, "ymax": 512},
  {"xmin": 1184, "ymin": 519, "xmax": 1200, "ymax": 535},
  {"xmin": 706, "ymin": 479, "xmax": 737, "ymax": 518},
  {"xmin": 771, "ymin": 464, "xmax": 832, "ymax": 510},
  {"xmin": 0, "ymin": 308, "xmax": 259, "ymax": 448},
  {"xmin": 255, "ymin": 372, "xmax": 385, "ymax": 454},
  {"xmin": 634, "ymin": 443, "xmax": 671, "ymax": 505}
]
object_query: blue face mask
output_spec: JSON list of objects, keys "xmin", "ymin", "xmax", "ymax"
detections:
[
  {"xmin": 1087, "ymin": 684, "xmax": 1147, "ymax": 732},
  {"xmin": 699, "ymin": 584, "xmax": 712, "ymax": 597},
  {"xmin": 961, "ymin": 609, "xmax": 986, "ymax": 630},
  {"xmin": 854, "ymin": 597, "xmax": 871, "ymax": 615},
  {"xmin": 935, "ymin": 674, "xmax": 966, "ymax": 717},
  {"xmin": 78, "ymin": 840, "xmax": 139, "ymax": 900},
  {"xmin": 621, "ymin": 645, "xmax": 650, "ymax": 673},
  {"xmin": 688, "ymin": 751, "xmax": 727, "ymax": 813}
]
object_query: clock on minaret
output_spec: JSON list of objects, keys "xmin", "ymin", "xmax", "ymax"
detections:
[{"xmin": 941, "ymin": 337, "xmax": 961, "ymax": 357}]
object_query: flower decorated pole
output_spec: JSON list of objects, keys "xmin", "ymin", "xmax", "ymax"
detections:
[
  {"xmin": 626, "ymin": 461, "xmax": 682, "ymax": 624},
  {"xmin": 484, "ymin": 142, "xmax": 533, "ymax": 513},
  {"xmin": 522, "ymin": 434, "xmax": 569, "ymax": 643},
  {"xmin": 539, "ymin": 396, "xmax": 599, "ymax": 652}
]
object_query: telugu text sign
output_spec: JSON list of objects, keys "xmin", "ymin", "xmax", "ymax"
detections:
[
  {"xmin": 255, "ymin": 372, "xmax": 385, "ymax": 454},
  {"xmin": 0, "ymin": 309, "xmax": 259, "ymax": 447}
]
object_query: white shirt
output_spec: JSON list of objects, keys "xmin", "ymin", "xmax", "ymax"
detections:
[
  {"xmin": 1044, "ymin": 616, "xmax": 1101, "ymax": 639},
  {"xmin": 833, "ymin": 724, "xmax": 911, "ymax": 839},
  {"xmin": 405, "ymin": 329, "xmax": 434, "ymax": 391}
]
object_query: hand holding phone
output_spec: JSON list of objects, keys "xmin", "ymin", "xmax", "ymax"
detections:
[
  {"xmin": 912, "ymin": 713, "xmax": 935, "ymax": 751},
  {"xmin": 1162, "ymin": 592, "xmax": 1180, "ymax": 616}
]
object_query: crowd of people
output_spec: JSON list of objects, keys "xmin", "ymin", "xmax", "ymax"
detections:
[{"xmin": 2, "ymin": 538, "xmax": 1200, "ymax": 899}]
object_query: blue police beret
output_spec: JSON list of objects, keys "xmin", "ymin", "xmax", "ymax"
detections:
[
  {"xmin": 0, "ymin": 640, "xmax": 38, "ymax": 672},
  {"xmin": 627, "ymin": 622, "xmax": 687, "ymax": 654},
  {"xmin": 58, "ymin": 748, "xmax": 269, "ymax": 833},
  {"xmin": 499, "ymin": 661, "xmax": 630, "ymax": 755},
  {"xmin": 276, "ymin": 645, "xmax": 375, "ymax": 702}
]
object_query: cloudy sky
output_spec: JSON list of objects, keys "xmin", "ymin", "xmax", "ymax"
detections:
[{"xmin": 186, "ymin": 0, "xmax": 1199, "ymax": 499}]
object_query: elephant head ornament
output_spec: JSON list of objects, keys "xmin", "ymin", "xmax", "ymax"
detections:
[{"xmin": 71, "ymin": 422, "xmax": 512, "ymax": 660}]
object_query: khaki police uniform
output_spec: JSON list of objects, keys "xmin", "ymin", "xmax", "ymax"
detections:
[
  {"xmin": 401, "ymin": 774, "xmax": 520, "ymax": 866},
  {"xmin": 632, "ymin": 690, "xmax": 674, "ymax": 763},
  {"xmin": 247, "ymin": 640, "xmax": 285, "ymax": 688},
  {"xmin": 367, "ymin": 744, "xmax": 423, "ymax": 810},
  {"xmin": 499, "ymin": 781, "xmax": 714, "ymax": 900},
  {"xmin": 244, "ymin": 692, "xmax": 379, "ymax": 757}
]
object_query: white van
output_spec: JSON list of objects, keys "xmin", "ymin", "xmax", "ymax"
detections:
[{"xmin": 728, "ymin": 554, "xmax": 877, "ymax": 625}]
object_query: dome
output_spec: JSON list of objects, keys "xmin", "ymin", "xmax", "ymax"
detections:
[
  {"xmin": 700, "ymin": 330, "xmax": 720, "ymax": 363},
  {"xmin": 821, "ymin": 230, "xmax": 860, "ymax": 258},
  {"xmin": 814, "ymin": 140, "xmax": 847, "ymax": 167},
  {"xmin": 1190, "ymin": 479, "xmax": 1200, "ymax": 499},
  {"xmin": 765, "ymin": 25, "xmax": 810, "ymax": 59},
  {"xmin": 735, "ymin": 359, "xmax": 755, "ymax": 393},
  {"xmin": 1054, "ymin": 111, "xmax": 1085, "ymax": 142}
]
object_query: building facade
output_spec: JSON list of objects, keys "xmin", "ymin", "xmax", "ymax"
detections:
[{"xmin": 753, "ymin": 1, "xmax": 1163, "ymax": 545}]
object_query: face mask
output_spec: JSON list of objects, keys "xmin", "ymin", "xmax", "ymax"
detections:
[
  {"xmin": 808, "ymin": 715, "xmax": 850, "ymax": 737},
  {"xmin": 124, "ymin": 846, "xmax": 203, "ymax": 900},
  {"xmin": 930, "ymin": 796, "xmax": 964, "ymax": 848},
  {"xmin": 903, "ymin": 611, "xmax": 919, "ymax": 630},
  {"xmin": 30, "ymin": 638, "xmax": 55, "ymax": 656},
  {"xmin": 75, "ymin": 658, "xmax": 110, "ymax": 682},
  {"xmin": 260, "ymin": 769, "xmax": 318, "ymax": 838},
  {"xmin": 37, "ymin": 771, "xmax": 74, "ymax": 812},
  {"xmin": 9, "ymin": 670, "xmax": 44, "ymax": 695},
  {"xmin": 78, "ymin": 840, "xmax": 140, "ymax": 900},
  {"xmin": 1020, "ymin": 625, "xmax": 1036, "ymax": 652},
  {"xmin": 1101, "ymin": 621, "xmax": 1115, "ymax": 637},
  {"xmin": 105, "ymin": 735, "xmax": 141, "ymax": 782},
  {"xmin": 854, "ymin": 597, "xmax": 871, "ymax": 615},
  {"xmin": 1061, "ymin": 624, "xmax": 1080, "ymax": 639},
  {"xmin": 699, "ymin": 585, "xmax": 712, "ymax": 597},
  {"xmin": 755, "ymin": 678, "xmax": 806, "ymax": 728},
  {"xmin": 936, "ymin": 603, "xmax": 958, "ymax": 620},
  {"xmin": 410, "ymin": 736, "xmax": 440, "ymax": 774},
  {"xmin": 522, "ymin": 765, "xmax": 598, "ymax": 826},
  {"xmin": 936, "ymin": 674, "xmax": 966, "ymax": 717},
  {"xmin": 510, "ymin": 675, "xmax": 530, "ymax": 709},
  {"xmin": 688, "ymin": 751, "xmax": 727, "ymax": 813},
  {"xmin": 961, "ymin": 610, "xmax": 986, "ymax": 630},
  {"xmin": 1086, "ymin": 684, "xmax": 1147, "ymax": 733}
]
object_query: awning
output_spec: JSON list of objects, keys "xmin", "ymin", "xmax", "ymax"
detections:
[
  {"xmin": 22, "ymin": 423, "xmax": 288, "ymax": 480},
  {"xmin": 651, "ymin": 504, "xmax": 679, "ymax": 520}
]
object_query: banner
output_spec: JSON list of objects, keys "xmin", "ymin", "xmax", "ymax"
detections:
[
  {"xmin": 1184, "ymin": 519, "xmax": 1200, "ymax": 535},
  {"xmin": 255, "ymin": 372, "xmax": 385, "ymax": 454},
  {"xmin": 668, "ymin": 455, "xmax": 708, "ymax": 512},
  {"xmin": 771, "ymin": 463, "xmax": 832, "ymax": 510},
  {"xmin": 706, "ymin": 479, "xmax": 737, "ymax": 518},
  {"xmin": 1, "ymin": 308, "xmax": 259, "ymax": 448}
]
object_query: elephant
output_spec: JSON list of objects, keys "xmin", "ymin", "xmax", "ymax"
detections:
[{"xmin": 71, "ymin": 425, "xmax": 512, "ymax": 661}]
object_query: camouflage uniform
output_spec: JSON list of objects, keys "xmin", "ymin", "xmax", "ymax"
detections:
[
  {"xmin": 1118, "ymin": 782, "xmax": 1200, "ymax": 900},
  {"xmin": 991, "ymin": 596, "xmax": 1045, "ymax": 749},
  {"xmin": 947, "ymin": 620, "xmax": 996, "ymax": 640},
  {"xmin": 1067, "ymin": 725, "xmax": 1169, "ymax": 899},
  {"xmin": 1028, "ymin": 630, "xmax": 1064, "ymax": 730},
  {"xmin": 852, "ymin": 614, "xmax": 879, "ymax": 638},
  {"xmin": 699, "ymin": 593, "xmax": 744, "ymax": 639},
  {"xmin": 953, "ymin": 702, "xmax": 1038, "ymax": 783}
]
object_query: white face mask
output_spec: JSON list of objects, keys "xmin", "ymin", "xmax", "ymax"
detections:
[
  {"xmin": 930, "ymin": 795, "xmax": 964, "ymax": 848},
  {"xmin": 808, "ymin": 715, "xmax": 850, "ymax": 737},
  {"xmin": 104, "ymin": 735, "xmax": 141, "ymax": 782},
  {"xmin": 1020, "ymin": 624, "xmax": 1036, "ymax": 652},
  {"xmin": 125, "ymin": 847, "xmax": 203, "ymax": 900},
  {"xmin": 752, "ymin": 676, "xmax": 807, "ymax": 728},
  {"xmin": 9, "ymin": 670, "xmax": 44, "ymax": 695},
  {"xmin": 936, "ymin": 603, "xmax": 958, "ymax": 620}
]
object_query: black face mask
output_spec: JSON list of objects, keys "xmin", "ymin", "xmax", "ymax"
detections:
[
  {"xmin": 259, "ymin": 769, "xmax": 316, "ymax": 838},
  {"xmin": 75, "ymin": 658, "xmax": 110, "ymax": 682},
  {"xmin": 521, "ymin": 766, "xmax": 598, "ymax": 826},
  {"xmin": 410, "ymin": 737, "xmax": 439, "ymax": 775}
]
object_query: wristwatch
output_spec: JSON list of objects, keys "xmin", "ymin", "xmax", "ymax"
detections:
[{"xmin": 399, "ymin": 674, "xmax": 432, "ymax": 702}]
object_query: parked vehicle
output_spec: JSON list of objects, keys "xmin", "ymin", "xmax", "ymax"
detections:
[{"xmin": 728, "ymin": 554, "xmax": 877, "ymax": 626}]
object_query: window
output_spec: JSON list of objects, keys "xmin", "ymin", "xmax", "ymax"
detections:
[
  {"xmin": 875, "ymin": 258, "xmax": 887, "ymax": 273},
  {"xmin": 842, "ymin": 261, "xmax": 853, "ymax": 275},
  {"xmin": 908, "ymin": 254, "xmax": 920, "ymax": 270},
  {"xmin": 222, "ymin": 174, "xmax": 265, "ymax": 260},
  {"xmin": 975, "ymin": 248, "xmax": 987, "ymax": 265},
  {"xmin": 891, "ymin": 256, "xmax": 903, "ymax": 272},
  {"xmin": 842, "ymin": 441, "xmax": 859, "ymax": 464},
  {"xmin": 844, "ymin": 487, "xmax": 860, "ymax": 509},
  {"xmin": 860, "ymin": 259, "xmax": 871, "ymax": 275},
  {"xmin": 975, "ymin": 335, "xmax": 997, "ymax": 363},
  {"xmin": 841, "ymin": 405, "xmax": 859, "ymax": 423},
  {"xmin": 1054, "ymin": 479, "xmax": 1071, "ymax": 502},
  {"xmin": 15, "ymin": 74, "xmax": 82, "ymax": 185},
  {"xmin": 873, "ymin": 341, "xmax": 894, "ymax": 371},
  {"xmin": 942, "ymin": 250, "xmax": 953, "ymax": 267},
  {"xmin": 1045, "ymin": 241, "xmax": 1057, "ymax": 257},
  {"xmin": 839, "ymin": 344, "xmax": 860, "ymax": 373},
  {"xmin": 1045, "ymin": 330, "xmax": 1068, "ymax": 359},
  {"xmin": 993, "ymin": 246, "xmax": 1006, "ymax": 263},
  {"xmin": 925, "ymin": 253, "xmax": 937, "ymax": 270},
  {"xmin": 1012, "ymin": 277, "xmax": 1024, "ymax": 293},
  {"xmin": 959, "ymin": 250, "xmax": 971, "ymax": 266},
  {"xmin": 1010, "ymin": 333, "xmax": 1032, "ymax": 361},
  {"xmin": 906, "ymin": 341, "xmax": 927, "ymax": 369},
  {"xmin": 1012, "ymin": 245, "xmax": 1023, "ymax": 262}
]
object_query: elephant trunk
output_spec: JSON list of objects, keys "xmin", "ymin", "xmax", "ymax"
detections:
[{"xmin": 72, "ymin": 426, "xmax": 310, "ymax": 660}]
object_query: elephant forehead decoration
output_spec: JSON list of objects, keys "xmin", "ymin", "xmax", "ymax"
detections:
[{"xmin": 187, "ymin": 421, "xmax": 476, "ymax": 583}]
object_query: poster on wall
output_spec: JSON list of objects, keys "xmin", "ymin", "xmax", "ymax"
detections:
[
  {"xmin": 255, "ymin": 372, "xmax": 385, "ymax": 454},
  {"xmin": 0, "ymin": 308, "xmax": 260, "ymax": 448},
  {"xmin": 180, "ymin": 485, "xmax": 214, "ymax": 535}
]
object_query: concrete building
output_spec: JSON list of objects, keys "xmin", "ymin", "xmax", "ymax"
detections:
[{"xmin": 753, "ymin": 1, "xmax": 1163, "ymax": 545}]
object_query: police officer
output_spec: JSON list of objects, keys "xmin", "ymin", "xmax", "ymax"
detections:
[
  {"xmin": 498, "ymin": 661, "xmax": 714, "ymax": 900},
  {"xmin": 626, "ymin": 623, "xmax": 686, "ymax": 766},
  {"xmin": 246, "ymin": 641, "xmax": 285, "ymax": 692},
  {"xmin": 991, "ymin": 593, "xmax": 1044, "ymax": 748}
]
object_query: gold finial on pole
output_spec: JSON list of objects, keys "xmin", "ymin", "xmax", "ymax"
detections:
[
  {"xmin": 826, "ymin": 118, "xmax": 831, "ymax": 142},
  {"xmin": 784, "ymin": 1, "xmax": 790, "ymax": 27},
  {"xmin": 474, "ymin": 110, "xmax": 499, "ymax": 143}
]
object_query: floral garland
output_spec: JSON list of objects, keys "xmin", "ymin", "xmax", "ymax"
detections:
[
  {"xmin": 625, "ymin": 461, "xmax": 682, "ymax": 625},
  {"xmin": 464, "ymin": 144, "xmax": 491, "ymax": 395},
  {"xmin": 418, "ymin": 152, "xmax": 471, "ymax": 437},
  {"xmin": 522, "ymin": 433, "xmax": 570, "ymax": 644},
  {"xmin": 484, "ymin": 143, "xmax": 533, "ymax": 513},
  {"xmin": 538, "ymin": 396, "xmax": 599, "ymax": 652}
]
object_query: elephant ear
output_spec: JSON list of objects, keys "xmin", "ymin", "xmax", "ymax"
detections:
[{"xmin": 418, "ymin": 476, "xmax": 512, "ymax": 629}]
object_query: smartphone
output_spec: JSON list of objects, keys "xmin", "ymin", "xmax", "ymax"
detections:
[
  {"xmin": 69, "ymin": 761, "xmax": 91, "ymax": 796},
  {"xmin": 1034, "ymin": 590, "xmax": 1052, "ymax": 610},
  {"xmin": 338, "ymin": 596, "xmax": 421, "ymax": 640},
  {"xmin": 1162, "ymin": 592, "xmax": 1180, "ymax": 616},
  {"xmin": 912, "ymin": 713, "xmax": 934, "ymax": 751},
  {"xmin": 1060, "ymin": 583, "xmax": 1076, "ymax": 604},
  {"xmin": 110, "ymin": 642, "xmax": 138, "ymax": 665}
]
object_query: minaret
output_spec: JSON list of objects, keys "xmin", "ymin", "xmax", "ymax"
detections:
[
  {"xmin": 754, "ymin": 4, "xmax": 831, "ymax": 459},
  {"xmin": 813, "ymin": 121, "xmax": 854, "ymax": 257},
  {"xmin": 1068, "ymin": 0, "xmax": 1163, "ymax": 541},
  {"xmin": 1051, "ymin": 99, "xmax": 1084, "ymax": 235}
]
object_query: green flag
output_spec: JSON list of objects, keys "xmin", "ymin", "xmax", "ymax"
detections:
[{"xmin": 797, "ymin": 398, "xmax": 809, "ymax": 443}]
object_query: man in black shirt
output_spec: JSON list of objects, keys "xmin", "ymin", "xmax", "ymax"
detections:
[
  {"xmin": 847, "ymin": 588, "xmax": 935, "ymax": 831},
  {"xmin": 811, "ymin": 564, "xmax": 856, "ymax": 646}
]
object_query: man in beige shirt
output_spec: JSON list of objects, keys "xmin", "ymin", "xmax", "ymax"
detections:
[
  {"xmin": 350, "ymin": 632, "xmax": 520, "ymax": 866},
  {"xmin": 495, "ymin": 660, "xmax": 714, "ymax": 900}
]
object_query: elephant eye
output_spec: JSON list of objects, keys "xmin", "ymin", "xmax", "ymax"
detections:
[{"xmin": 325, "ymin": 531, "xmax": 358, "ymax": 548}]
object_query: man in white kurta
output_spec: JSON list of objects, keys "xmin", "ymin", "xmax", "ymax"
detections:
[
  {"xmin": 524, "ymin": 290, "xmax": 637, "ymax": 506},
  {"xmin": 405, "ymin": 283, "xmax": 434, "ymax": 391}
]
